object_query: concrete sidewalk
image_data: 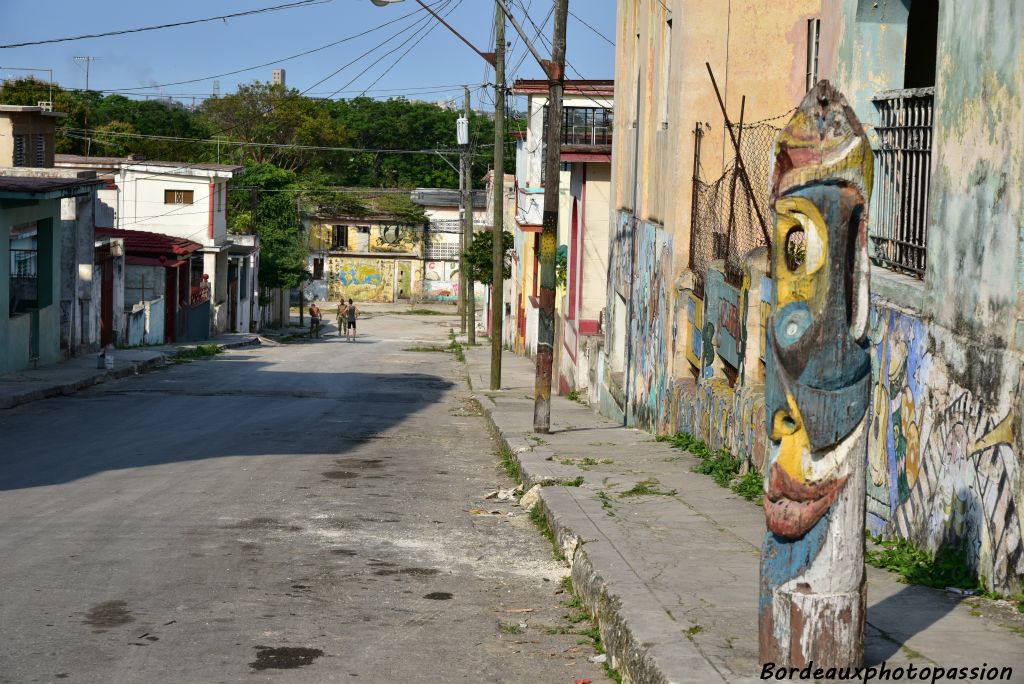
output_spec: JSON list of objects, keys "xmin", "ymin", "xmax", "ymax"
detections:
[
  {"xmin": 0, "ymin": 333, "xmax": 259, "ymax": 410},
  {"xmin": 464, "ymin": 345, "xmax": 1024, "ymax": 683}
]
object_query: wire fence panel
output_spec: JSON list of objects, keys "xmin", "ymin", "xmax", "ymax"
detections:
[{"xmin": 691, "ymin": 121, "xmax": 780, "ymax": 293}]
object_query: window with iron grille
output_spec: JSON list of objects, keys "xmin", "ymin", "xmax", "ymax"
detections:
[
  {"xmin": 34, "ymin": 134, "xmax": 45, "ymax": 166},
  {"xmin": 331, "ymin": 225, "xmax": 348, "ymax": 250},
  {"xmin": 13, "ymin": 135, "xmax": 26, "ymax": 167},
  {"xmin": 870, "ymin": 88, "xmax": 934, "ymax": 278},
  {"xmin": 164, "ymin": 189, "xmax": 194, "ymax": 204},
  {"xmin": 312, "ymin": 257, "xmax": 324, "ymax": 280}
]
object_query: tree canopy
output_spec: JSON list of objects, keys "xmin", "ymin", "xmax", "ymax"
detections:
[{"xmin": 463, "ymin": 230, "xmax": 514, "ymax": 286}]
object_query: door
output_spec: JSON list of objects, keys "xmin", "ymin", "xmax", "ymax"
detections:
[
  {"xmin": 228, "ymin": 280, "xmax": 238, "ymax": 331},
  {"xmin": 397, "ymin": 261, "xmax": 411, "ymax": 300}
]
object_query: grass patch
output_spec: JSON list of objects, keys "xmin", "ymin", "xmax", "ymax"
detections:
[
  {"xmin": 392, "ymin": 308, "xmax": 451, "ymax": 316},
  {"xmin": 528, "ymin": 506, "xmax": 565, "ymax": 562},
  {"xmin": 685, "ymin": 625, "xmax": 703, "ymax": 640},
  {"xmin": 174, "ymin": 344, "xmax": 222, "ymax": 362},
  {"xmin": 866, "ymin": 533, "xmax": 987, "ymax": 593},
  {"xmin": 545, "ymin": 475, "xmax": 584, "ymax": 487},
  {"xmin": 658, "ymin": 431, "xmax": 764, "ymax": 504},
  {"xmin": 567, "ymin": 389, "xmax": 589, "ymax": 405},
  {"xmin": 499, "ymin": 622, "xmax": 523, "ymax": 634},
  {"xmin": 402, "ymin": 346, "xmax": 449, "ymax": 352},
  {"xmin": 447, "ymin": 329, "xmax": 466, "ymax": 362},
  {"xmin": 619, "ymin": 479, "xmax": 677, "ymax": 498},
  {"xmin": 496, "ymin": 441, "xmax": 520, "ymax": 481},
  {"xmin": 557, "ymin": 576, "xmax": 621, "ymax": 683}
]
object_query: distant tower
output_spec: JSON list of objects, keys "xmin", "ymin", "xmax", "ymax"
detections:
[
  {"xmin": 272, "ymin": 69, "xmax": 286, "ymax": 87},
  {"xmin": 212, "ymin": 80, "xmax": 221, "ymax": 98}
]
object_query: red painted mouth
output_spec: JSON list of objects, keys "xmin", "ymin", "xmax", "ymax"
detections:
[{"xmin": 764, "ymin": 463, "xmax": 848, "ymax": 540}]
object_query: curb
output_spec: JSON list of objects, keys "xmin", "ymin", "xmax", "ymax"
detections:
[
  {"xmin": 477, "ymin": 398, "xmax": 729, "ymax": 684},
  {"xmin": 0, "ymin": 336, "xmax": 260, "ymax": 411}
]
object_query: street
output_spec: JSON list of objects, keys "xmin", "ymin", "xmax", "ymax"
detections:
[{"xmin": 0, "ymin": 313, "xmax": 607, "ymax": 683}]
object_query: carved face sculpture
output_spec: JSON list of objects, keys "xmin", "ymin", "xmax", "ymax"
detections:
[{"xmin": 764, "ymin": 82, "xmax": 873, "ymax": 540}]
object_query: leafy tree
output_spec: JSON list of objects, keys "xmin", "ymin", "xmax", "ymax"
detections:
[
  {"xmin": 463, "ymin": 230, "xmax": 514, "ymax": 285},
  {"xmin": 201, "ymin": 82, "xmax": 350, "ymax": 172},
  {"xmin": 228, "ymin": 162, "xmax": 307, "ymax": 290}
]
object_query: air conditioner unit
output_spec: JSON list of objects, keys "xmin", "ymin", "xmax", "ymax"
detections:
[{"xmin": 37, "ymin": 101, "xmax": 53, "ymax": 112}]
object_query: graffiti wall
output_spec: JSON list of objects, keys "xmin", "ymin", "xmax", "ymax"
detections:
[
  {"xmin": 325, "ymin": 257, "xmax": 394, "ymax": 303},
  {"xmin": 868, "ymin": 300, "xmax": 1023, "ymax": 593},
  {"xmin": 422, "ymin": 260, "xmax": 459, "ymax": 301},
  {"xmin": 626, "ymin": 218, "xmax": 674, "ymax": 431}
]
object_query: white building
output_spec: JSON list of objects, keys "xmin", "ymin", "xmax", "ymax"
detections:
[{"xmin": 55, "ymin": 155, "xmax": 247, "ymax": 336}]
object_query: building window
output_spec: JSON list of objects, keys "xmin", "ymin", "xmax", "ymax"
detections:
[
  {"xmin": 13, "ymin": 134, "xmax": 26, "ymax": 167},
  {"xmin": 164, "ymin": 189, "xmax": 194, "ymax": 204},
  {"xmin": 34, "ymin": 135, "xmax": 45, "ymax": 166},
  {"xmin": 357, "ymin": 226, "xmax": 370, "ymax": 234},
  {"xmin": 806, "ymin": 18, "xmax": 821, "ymax": 92},
  {"xmin": 904, "ymin": 0, "xmax": 939, "ymax": 88},
  {"xmin": 312, "ymin": 257, "xmax": 324, "ymax": 280},
  {"xmin": 331, "ymin": 225, "xmax": 348, "ymax": 250},
  {"xmin": 871, "ymin": 88, "xmax": 934, "ymax": 278}
]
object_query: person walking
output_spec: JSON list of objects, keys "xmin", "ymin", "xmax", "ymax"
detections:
[
  {"xmin": 344, "ymin": 298, "xmax": 358, "ymax": 342},
  {"xmin": 308, "ymin": 302, "xmax": 322, "ymax": 338}
]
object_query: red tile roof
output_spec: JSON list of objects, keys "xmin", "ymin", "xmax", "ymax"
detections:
[{"xmin": 96, "ymin": 228, "xmax": 201, "ymax": 258}]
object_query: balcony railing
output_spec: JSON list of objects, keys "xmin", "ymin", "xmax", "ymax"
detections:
[
  {"xmin": 543, "ymin": 106, "xmax": 614, "ymax": 149},
  {"xmin": 870, "ymin": 87, "xmax": 934, "ymax": 278}
]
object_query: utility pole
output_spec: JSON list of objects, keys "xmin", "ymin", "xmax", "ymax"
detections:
[
  {"xmin": 463, "ymin": 87, "xmax": 476, "ymax": 346},
  {"xmin": 457, "ymin": 91, "xmax": 469, "ymax": 335},
  {"xmin": 489, "ymin": 4, "xmax": 506, "ymax": 390},
  {"xmin": 532, "ymin": 0, "xmax": 568, "ymax": 433},
  {"xmin": 74, "ymin": 56, "xmax": 98, "ymax": 157}
]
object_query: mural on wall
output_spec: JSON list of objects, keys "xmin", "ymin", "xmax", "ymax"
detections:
[
  {"xmin": 326, "ymin": 257, "xmax": 393, "ymax": 302},
  {"xmin": 626, "ymin": 219, "xmax": 673, "ymax": 432},
  {"xmin": 423, "ymin": 260, "xmax": 459, "ymax": 301},
  {"xmin": 869, "ymin": 301, "xmax": 1023, "ymax": 593}
]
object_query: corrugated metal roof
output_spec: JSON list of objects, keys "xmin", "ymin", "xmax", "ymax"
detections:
[
  {"xmin": 95, "ymin": 227, "xmax": 202, "ymax": 257},
  {"xmin": 411, "ymin": 188, "xmax": 486, "ymax": 208}
]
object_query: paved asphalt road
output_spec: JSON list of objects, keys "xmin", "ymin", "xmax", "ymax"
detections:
[{"xmin": 0, "ymin": 314, "xmax": 608, "ymax": 683}]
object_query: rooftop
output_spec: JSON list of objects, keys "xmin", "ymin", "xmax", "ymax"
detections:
[
  {"xmin": 95, "ymin": 227, "xmax": 202, "ymax": 258},
  {"xmin": 511, "ymin": 79, "xmax": 614, "ymax": 98},
  {"xmin": 0, "ymin": 175, "xmax": 103, "ymax": 199},
  {"xmin": 0, "ymin": 105, "xmax": 67, "ymax": 118},
  {"xmin": 411, "ymin": 188, "xmax": 486, "ymax": 208},
  {"xmin": 56, "ymin": 155, "xmax": 244, "ymax": 178}
]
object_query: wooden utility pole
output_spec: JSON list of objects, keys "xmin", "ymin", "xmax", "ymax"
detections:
[
  {"xmin": 759, "ymin": 81, "xmax": 874, "ymax": 669},
  {"xmin": 463, "ymin": 86, "xmax": 476, "ymax": 345},
  {"xmin": 532, "ymin": 0, "xmax": 568, "ymax": 433},
  {"xmin": 489, "ymin": 4, "xmax": 506, "ymax": 390}
]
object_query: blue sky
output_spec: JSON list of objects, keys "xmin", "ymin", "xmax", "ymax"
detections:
[{"xmin": 0, "ymin": 0, "xmax": 617, "ymax": 110}]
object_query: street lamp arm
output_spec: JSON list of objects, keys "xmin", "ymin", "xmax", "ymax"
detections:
[{"xmin": 409, "ymin": 0, "xmax": 496, "ymax": 66}]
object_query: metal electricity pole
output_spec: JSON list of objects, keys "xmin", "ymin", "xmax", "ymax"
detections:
[
  {"xmin": 74, "ymin": 56, "xmax": 98, "ymax": 157},
  {"xmin": 532, "ymin": 0, "xmax": 568, "ymax": 433},
  {"xmin": 489, "ymin": 5, "xmax": 506, "ymax": 390},
  {"xmin": 458, "ymin": 104, "xmax": 468, "ymax": 335},
  {"xmin": 463, "ymin": 87, "xmax": 477, "ymax": 346}
]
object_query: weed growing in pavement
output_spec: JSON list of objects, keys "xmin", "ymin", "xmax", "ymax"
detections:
[
  {"xmin": 498, "ymin": 442, "xmax": 520, "ymax": 481},
  {"xmin": 865, "ymin": 532, "xmax": 1010, "ymax": 601},
  {"xmin": 174, "ymin": 344, "xmax": 222, "ymax": 362},
  {"xmin": 499, "ymin": 622, "xmax": 523, "ymax": 635},
  {"xmin": 392, "ymin": 309, "xmax": 451, "ymax": 315},
  {"xmin": 557, "ymin": 576, "xmax": 622, "ymax": 683},
  {"xmin": 402, "ymin": 346, "xmax": 449, "ymax": 352},
  {"xmin": 544, "ymin": 476, "xmax": 584, "ymax": 487},
  {"xmin": 567, "ymin": 389, "xmax": 589, "ymax": 405},
  {"xmin": 446, "ymin": 330, "xmax": 466, "ymax": 362},
  {"xmin": 596, "ymin": 490, "xmax": 616, "ymax": 517},
  {"xmin": 658, "ymin": 431, "xmax": 765, "ymax": 504},
  {"xmin": 619, "ymin": 479, "xmax": 677, "ymax": 498},
  {"xmin": 528, "ymin": 506, "xmax": 565, "ymax": 562},
  {"xmin": 685, "ymin": 625, "xmax": 703, "ymax": 640}
]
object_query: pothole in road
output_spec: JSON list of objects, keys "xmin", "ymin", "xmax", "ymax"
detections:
[
  {"xmin": 250, "ymin": 646, "xmax": 324, "ymax": 671},
  {"xmin": 424, "ymin": 592, "xmax": 454, "ymax": 600},
  {"xmin": 83, "ymin": 600, "xmax": 134, "ymax": 628},
  {"xmin": 321, "ymin": 471, "xmax": 359, "ymax": 480}
]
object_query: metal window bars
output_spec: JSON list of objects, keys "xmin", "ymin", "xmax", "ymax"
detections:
[{"xmin": 870, "ymin": 87, "xmax": 934, "ymax": 278}]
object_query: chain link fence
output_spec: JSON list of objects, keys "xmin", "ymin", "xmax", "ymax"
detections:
[{"xmin": 690, "ymin": 121, "xmax": 783, "ymax": 294}]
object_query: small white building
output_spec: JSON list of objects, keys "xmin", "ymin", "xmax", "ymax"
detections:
[
  {"xmin": 411, "ymin": 188, "xmax": 486, "ymax": 302},
  {"xmin": 56, "ymin": 155, "xmax": 246, "ymax": 336}
]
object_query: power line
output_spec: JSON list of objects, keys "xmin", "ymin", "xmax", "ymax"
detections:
[
  {"xmin": 93, "ymin": 3, "xmax": 430, "ymax": 94},
  {"xmin": 0, "ymin": 0, "xmax": 330, "ymax": 50},
  {"xmin": 568, "ymin": 9, "xmax": 614, "ymax": 46}
]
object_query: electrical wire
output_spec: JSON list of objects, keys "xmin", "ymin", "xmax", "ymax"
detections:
[
  {"xmin": 0, "ymin": 0, "xmax": 330, "ymax": 49},
  {"xmin": 568, "ymin": 9, "xmax": 614, "ymax": 46}
]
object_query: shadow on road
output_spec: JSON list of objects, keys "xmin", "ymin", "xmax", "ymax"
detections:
[{"xmin": 0, "ymin": 365, "xmax": 455, "ymax": 491}]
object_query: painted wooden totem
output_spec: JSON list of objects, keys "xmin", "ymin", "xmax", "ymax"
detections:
[{"xmin": 759, "ymin": 81, "xmax": 873, "ymax": 668}]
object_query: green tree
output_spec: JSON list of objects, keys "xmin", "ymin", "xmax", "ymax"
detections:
[
  {"xmin": 463, "ymin": 230, "xmax": 514, "ymax": 285},
  {"xmin": 201, "ymin": 82, "xmax": 349, "ymax": 172},
  {"xmin": 228, "ymin": 162, "xmax": 307, "ymax": 290}
]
